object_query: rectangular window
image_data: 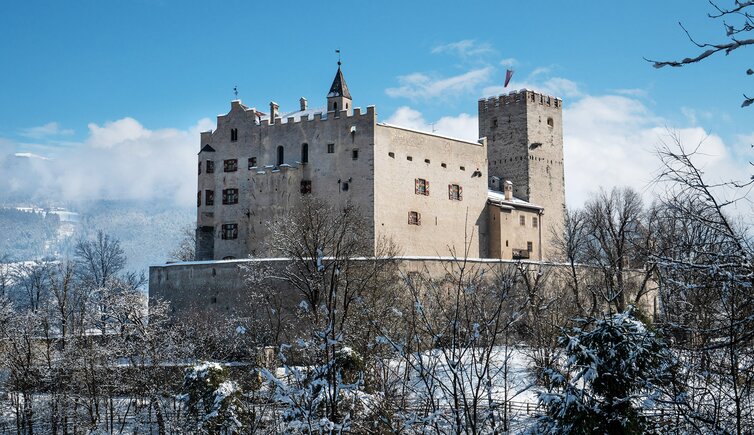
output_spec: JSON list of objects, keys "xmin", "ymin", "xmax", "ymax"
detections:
[
  {"xmin": 221, "ymin": 223, "xmax": 238, "ymax": 240},
  {"xmin": 222, "ymin": 188, "xmax": 239, "ymax": 204},
  {"xmin": 327, "ymin": 143, "xmax": 335, "ymax": 153},
  {"xmin": 527, "ymin": 241, "xmax": 533, "ymax": 252},
  {"xmin": 408, "ymin": 211, "xmax": 421, "ymax": 226},
  {"xmin": 352, "ymin": 149, "xmax": 359, "ymax": 160},
  {"xmin": 205, "ymin": 189, "xmax": 214, "ymax": 206},
  {"xmin": 224, "ymin": 159, "xmax": 238, "ymax": 172},
  {"xmin": 448, "ymin": 184, "xmax": 462, "ymax": 201},
  {"xmin": 248, "ymin": 157, "xmax": 257, "ymax": 169},
  {"xmin": 519, "ymin": 215, "xmax": 525, "ymax": 226},
  {"xmin": 206, "ymin": 160, "xmax": 215, "ymax": 173},
  {"xmin": 415, "ymin": 178, "xmax": 429, "ymax": 196},
  {"xmin": 300, "ymin": 180, "xmax": 312, "ymax": 194},
  {"xmin": 230, "ymin": 128, "xmax": 238, "ymax": 142},
  {"xmin": 197, "ymin": 191, "xmax": 201, "ymax": 207},
  {"xmin": 342, "ymin": 182, "xmax": 349, "ymax": 192},
  {"xmin": 532, "ymin": 216, "xmax": 538, "ymax": 228},
  {"xmin": 198, "ymin": 162, "xmax": 202, "ymax": 175}
]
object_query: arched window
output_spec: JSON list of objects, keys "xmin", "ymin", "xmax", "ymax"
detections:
[
  {"xmin": 277, "ymin": 145, "xmax": 284, "ymax": 166},
  {"xmin": 301, "ymin": 143, "xmax": 309, "ymax": 164},
  {"xmin": 333, "ymin": 102, "xmax": 338, "ymax": 112}
]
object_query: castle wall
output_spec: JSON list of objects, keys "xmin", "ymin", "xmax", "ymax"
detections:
[
  {"xmin": 373, "ymin": 125, "xmax": 489, "ymax": 257},
  {"xmin": 479, "ymin": 90, "xmax": 566, "ymax": 259},
  {"xmin": 196, "ymin": 103, "xmax": 377, "ymax": 259}
]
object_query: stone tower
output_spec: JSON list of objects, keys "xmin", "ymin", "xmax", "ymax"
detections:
[
  {"xmin": 327, "ymin": 63, "xmax": 352, "ymax": 115},
  {"xmin": 478, "ymin": 90, "xmax": 565, "ymax": 259}
]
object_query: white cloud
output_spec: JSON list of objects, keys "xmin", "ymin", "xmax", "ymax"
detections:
[
  {"xmin": 20, "ymin": 122, "xmax": 74, "ymax": 139},
  {"xmin": 1, "ymin": 117, "xmax": 214, "ymax": 207},
  {"xmin": 384, "ymin": 107, "xmax": 479, "ymax": 142},
  {"xmin": 499, "ymin": 58, "xmax": 518, "ymax": 68},
  {"xmin": 386, "ymin": 67, "xmax": 494, "ymax": 100},
  {"xmin": 431, "ymin": 40, "xmax": 495, "ymax": 58}
]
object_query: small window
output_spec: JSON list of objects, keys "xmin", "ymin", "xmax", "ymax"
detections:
[
  {"xmin": 211, "ymin": 296, "xmax": 217, "ymax": 304},
  {"xmin": 223, "ymin": 159, "xmax": 238, "ymax": 172},
  {"xmin": 408, "ymin": 211, "xmax": 421, "ymax": 226},
  {"xmin": 205, "ymin": 190, "xmax": 214, "ymax": 206},
  {"xmin": 415, "ymin": 178, "xmax": 429, "ymax": 196},
  {"xmin": 547, "ymin": 117, "xmax": 554, "ymax": 127},
  {"xmin": 519, "ymin": 215, "xmax": 526, "ymax": 226},
  {"xmin": 301, "ymin": 143, "xmax": 309, "ymax": 164},
  {"xmin": 197, "ymin": 191, "xmax": 201, "ymax": 207},
  {"xmin": 342, "ymin": 182, "xmax": 349, "ymax": 192},
  {"xmin": 230, "ymin": 128, "xmax": 238, "ymax": 142},
  {"xmin": 448, "ymin": 184, "xmax": 462, "ymax": 201},
  {"xmin": 221, "ymin": 223, "xmax": 238, "ymax": 240},
  {"xmin": 527, "ymin": 241, "xmax": 533, "ymax": 252},
  {"xmin": 407, "ymin": 156, "xmax": 413, "ymax": 161},
  {"xmin": 327, "ymin": 143, "xmax": 335, "ymax": 153},
  {"xmin": 424, "ymin": 159, "xmax": 430, "ymax": 164},
  {"xmin": 492, "ymin": 118, "xmax": 498, "ymax": 128},
  {"xmin": 248, "ymin": 157, "xmax": 257, "ymax": 169},
  {"xmin": 206, "ymin": 160, "xmax": 215, "ymax": 173},
  {"xmin": 441, "ymin": 163, "xmax": 447, "ymax": 168},
  {"xmin": 533, "ymin": 217, "xmax": 538, "ymax": 228},
  {"xmin": 300, "ymin": 180, "xmax": 312, "ymax": 194},
  {"xmin": 460, "ymin": 166, "xmax": 465, "ymax": 171},
  {"xmin": 277, "ymin": 146, "xmax": 284, "ymax": 166},
  {"xmin": 333, "ymin": 102, "xmax": 338, "ymax": 112},
  {"xmin": 198, "ymin": 162, "xmax": 202, "ymax": 175},
  {"xmin": 388, "ymin": 152, "xmax": 395, "ymax": 158},
  {"xmin": 352, "ymin": 149, "xmax": 359, "ymax": 160},
  {"xmin": 222, "ymin": 188, "xmax": 239, "ymax": 205}
]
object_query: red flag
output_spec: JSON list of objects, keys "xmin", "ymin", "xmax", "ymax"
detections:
[{"xmin": 504, "ymin": 69, "xmax": 514, "ymax": 88}]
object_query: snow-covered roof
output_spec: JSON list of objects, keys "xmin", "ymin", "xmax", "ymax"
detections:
[{"xmin": 487, "ymin": 190, "xmax": 543, "ymax": 211}]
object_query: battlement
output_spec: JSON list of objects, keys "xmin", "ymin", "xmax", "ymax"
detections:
[
  {"xmin": 478, "ymin": 89, "xmax": 562, "ymax": 112},
  {"xmin": 216, "ymin": 100, "xmax": 376, "ymax": 132}
]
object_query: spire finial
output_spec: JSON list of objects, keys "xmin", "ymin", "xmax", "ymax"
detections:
[
  {"xmin": 233, "ymin": 85, "xmax": 238, "ymax": 98},
  {"xmin": 336, "ymin": 49, "xmax": 341, "ymax": 66}
]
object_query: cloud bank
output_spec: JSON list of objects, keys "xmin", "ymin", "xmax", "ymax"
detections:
[{"xmin": 1, "ymin": 118, "xmax": 213, "ymax": 207}]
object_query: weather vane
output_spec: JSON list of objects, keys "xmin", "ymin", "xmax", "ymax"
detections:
[
  {"xmin": 233, "ymin": 85, "xmax": 238, "ymax": 98},
  {"xmin": 336, "ymin": 49, "xmax": 341, "ymax": 66}
]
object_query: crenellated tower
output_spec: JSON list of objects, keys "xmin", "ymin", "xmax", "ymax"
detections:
[{"xmin": 478, "ymin": 90, "xmax": 566, "ymax": 259}]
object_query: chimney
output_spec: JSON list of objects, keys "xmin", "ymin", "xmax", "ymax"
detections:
[
  {"xmin": 503, "ymin": 180, "xmax": 513, "ymax": 201},
  {"xmin": 270, "ymin": 101, "xmax": 279, "ymax": 119},
  {"xmin": 299, "ymin": 97, "xmax": 308, "ymax": 111}
]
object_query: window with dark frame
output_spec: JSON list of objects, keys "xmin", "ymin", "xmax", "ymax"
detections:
[
  {"xmin": 300, "ymin": 180, "xmax": 312, "ymax": 194},
  {"xmin": 327, "ymin": 143, "xmax": 335, "ymax": 153},
  {"xmin": 448, "ymin": 184, "xmax": 462, "ymax": 201},
  {"xmin": 415, "ymin": 178, "xmax": 429, "ymax": 196},
  {"xmin": 223, "ymin": 159, "xmax": 238, "ymax": 172},
  {"xmin": 222, "ymin": 188, "xmax": 239, "ymax": 205},
  {"xmin": 408, "ymin": 211, "xmax": 421, "ymax": 225},
  {"xmin": 248, "ymin": 157, "xmax": 257, "ymax": 169},
  {"xmin": 527, "ymin": 241, "xmax": 533, "ymax": 252},
  {"xmin": 519, "ymin": 215, "xmax": 526, "ymax": 226},
  {"xmin": 230, "ymin": 128, "xmax": 238, "ymax": 142},
  {"xmin": 301, "ymin": 143, "xmax": 309, "ymax": 164},
  {"xmin": 533, "ymin": 216, "xmax": 538, "ymax": 228},
  {"xmin": 221, "ymin": 223, "xmax": 238, "ymax": 240},
  {"xmin": 206, "ymin": 160, "xmax": 215, "ymax": 173},
  {"xmin": 205, "ymin": 189, "xmax": 214, "ymax": 206}
]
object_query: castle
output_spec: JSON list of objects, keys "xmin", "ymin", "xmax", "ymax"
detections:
[{"xmin": 193, "ymin": 64, "xmax": 565, "ymax": 261}]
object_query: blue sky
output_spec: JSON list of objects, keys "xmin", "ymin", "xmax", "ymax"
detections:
[{"xmin": 1, "ymin": 1, "xmax": 751, "ymax": 207}]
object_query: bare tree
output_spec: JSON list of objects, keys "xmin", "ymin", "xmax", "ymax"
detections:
[
  {"xmin": 647, "ymin": 1, "xmax": 754, "ymax": 108},
  {"xmin": 74, "ymin": 230, "xmax": 127, "ymax": 289},
  {"xmin": 169, "ymin": 224, "xmax": 196, "ymax": 262}
]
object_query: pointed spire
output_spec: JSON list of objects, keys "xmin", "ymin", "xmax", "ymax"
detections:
[{"xmin": 328, "ymin": 65, "xmax": 351, "ymax": 99}]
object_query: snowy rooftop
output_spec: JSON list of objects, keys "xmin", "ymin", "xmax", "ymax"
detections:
[
  {"xmin": 487, "ymin": 190, "xmax": 543, "ymax": 210},
  {"xmin": 377, "ymin": 122, "xmax": 482, "ymax": 146}
]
